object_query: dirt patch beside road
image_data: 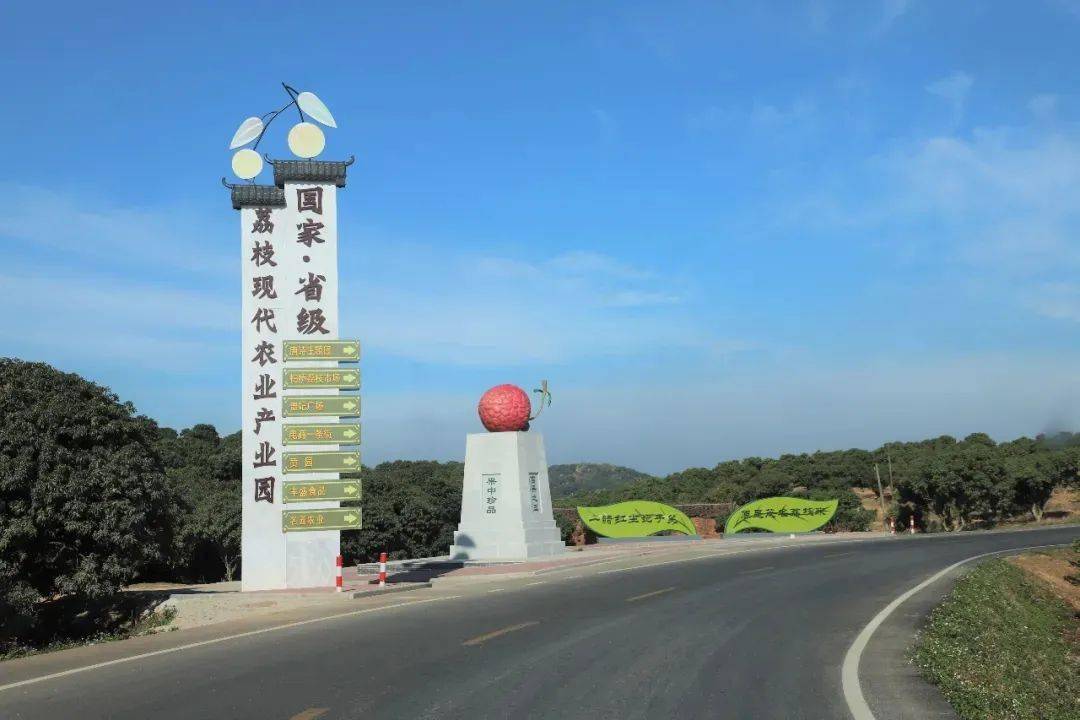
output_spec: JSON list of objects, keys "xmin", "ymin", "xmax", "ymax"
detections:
[{"xmin": 1009, "ymin": 547, "xmax": 1080, "ymax": 611}]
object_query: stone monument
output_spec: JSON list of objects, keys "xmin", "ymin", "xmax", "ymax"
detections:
[{"xmin": 449, "ymin": 383, "xmax": 566, "ymax": 560}]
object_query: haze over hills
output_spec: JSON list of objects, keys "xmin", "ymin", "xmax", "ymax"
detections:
[{"xmin": 548, "ymin": 463, "xmax": 654, "ymax": 500}]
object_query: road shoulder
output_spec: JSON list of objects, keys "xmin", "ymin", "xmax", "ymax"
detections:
[{"xmin": 858, "ymin": 565, "xmax": 962, "ymax": 720}]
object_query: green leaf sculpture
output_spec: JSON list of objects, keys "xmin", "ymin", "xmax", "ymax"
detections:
[
  {"xmin": 578, "ymin": 500, "xmax": 697, "ymax": 538},
  {"xmin": 724, "ymin": 497, "xmax": 838, "ymax": 534}
]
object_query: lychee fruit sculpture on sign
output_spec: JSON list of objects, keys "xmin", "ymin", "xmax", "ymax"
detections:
[{"xmin": 477, "ymin": 381, "xmax": 551, "ymax": 432}]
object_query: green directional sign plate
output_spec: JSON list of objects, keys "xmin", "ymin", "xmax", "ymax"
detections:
[
  {"xmin": 283, "ymin": 340, "xmax": 360, "ymax": 362},
  {"xmin": 282, "ymin": 423, "xmax": 361, "ymax": 446},
  {"xmin": 282, "ymin": 479, "xmax": 362, "ymax": 504},
  {"xmin": 283, "ymin": 395, "xmax": 361, "ymax": 418},
  {"xmin": 282, "ymin": 508, "xmax": 362, "ymax": 532},
  {"xmin": 283, "ymin": 367, "xmax": 361, "ymax": 390},
  {"xmin": 283, "ymin": 450, "xmax": 360, "ymax": 474}
]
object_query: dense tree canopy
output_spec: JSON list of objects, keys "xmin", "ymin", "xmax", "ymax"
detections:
[
  {"xmin": 154, "ymin": 425, "xmax": 242, "ymax": 582},
  {"xmin": 341, "ymin": 461, "xmax": 463, "ymax": 563},
  {"xmin": 0, "ymin": 359, "xmax": 169, "ymax": 644}
]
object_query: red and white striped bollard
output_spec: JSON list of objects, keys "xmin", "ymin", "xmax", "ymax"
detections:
[
  {"xmin": 889, "ymin": 518, "xmax": 895, "ymax": 535},
  {"xmin": 378, "ymin": 551, "xmax": 388, "ymax": 588},
  {"xmin": 335, "ymin": 555, "xmax": 343, "ymax": 592},
  {"xmin": 909, "ymin": 516, "xmax": 915, "ymax": 534}
]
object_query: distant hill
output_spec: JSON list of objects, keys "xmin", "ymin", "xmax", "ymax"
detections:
[{"xmin": 548, "ymin": 463, "xmax": 654, "ymax": 499}]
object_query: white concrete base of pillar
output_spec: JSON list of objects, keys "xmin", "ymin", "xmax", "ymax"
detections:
[{"xmin": 449, "ymin": 431, "xmax": 567, "ymax": 561}]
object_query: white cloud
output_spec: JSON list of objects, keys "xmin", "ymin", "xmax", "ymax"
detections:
[
  {"xmin": 806, "ymin": 0, "xmax": 832, "ymax": 34},
  {"xmin": 926, "ymin": 71, "xmax": 973, "ymax": 122},
  {"xmin": 0, "ymin": 183, "xmax": 233, "ymax": 280},
  {"xmin": 590, "ymin": 108, "xmax": 617, "ymax": 142},
  {"xmin": 879, "ymin": 0, "xmax": 914, "ymax": 29},
  {"xmin": 1028, "ymin": 93, "xmax": 1058, "ymax": 121},
  {"xmin": 750, "ymin": 99, "xmax": 816, "ymax": 128},
  {"xmin": 1026, "ymin": 282, "xmax": 1080, "ymax": 321},
  {"xmin": 770, "ymin": 98, "xmax": 1080, "ymax": 327},
  {"xmin": 545, "ymin": 250, "xmax": 648, "ymax": 280},
  {"xmin": 342, "ymin": 245, "xmax": 721, "ymax": 366},
  {"xmin": 876, "ymin": 127, "xmax": 1080, "ymax": 277},
  {"xmin": 687, "ymin": 98, "xmax": 816, "ymax": 137},
  {"xmin": 0, "ymin": 183, "xmax": 736, "ymax": 371},
  {"xmin": 603, "ymin": 290, "xmax": 682, "ymax": 308}
]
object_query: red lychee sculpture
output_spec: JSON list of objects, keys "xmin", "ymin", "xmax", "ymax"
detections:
[{"xmin": 478, "ymin": 384, "xmax": 532, "ymax": 432}]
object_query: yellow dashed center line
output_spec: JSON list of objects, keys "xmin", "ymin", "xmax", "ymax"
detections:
[
  {"xmin": 462, "ymin": 621, "xmax": 540, "ymax": 647},
  {"xmin": 626, "ymin": 586, "xmax": 676, "ymax": 602},
  {"xmin": 738, "ymin": 566, "xmax": 774, "ymax": 575},
  {"xmin": 289, "ymin": 708, "xmax": 330, "ymax": 720}
]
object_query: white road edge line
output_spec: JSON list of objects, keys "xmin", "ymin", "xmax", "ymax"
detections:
[
  {"xmin": 596, "ymin": 538, "xmax": 874, "ymax": 575},
  {"xmin": 0, "ymin": 595, "xmax": 462, "ymax": 694},
  {"xmin": 841, "ymin": 542, "xmax": 1067, "ymax": 720}
]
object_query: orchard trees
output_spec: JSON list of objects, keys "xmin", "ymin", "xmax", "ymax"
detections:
[{"xmin": 0, "ymin": 359, "xmax": 168, "ymax": 645}]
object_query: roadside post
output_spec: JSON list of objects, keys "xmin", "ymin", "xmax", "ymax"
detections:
[{"xmin": 379, "ymin": 552, "xmax": 388, "ymax": 587}]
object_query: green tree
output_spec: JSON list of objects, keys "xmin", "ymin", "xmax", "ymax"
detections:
[
  {"xmin": 898, "ymin": 442, "xmax": 1013, "ymax": 531},
  {"xmin": 1001, "ymin": 439, "xmax": 1059, "ymax": 523},
  {"xmin": 0, "ymin": 359, "xmax": 168, "ymax": 646},
  {"xmin": 155, "ymin": 426, "xmax": 241, "ymax": 582},
  {"xmin": 341, "ymin": 461, "xmax": 463, "ymax": 563}
]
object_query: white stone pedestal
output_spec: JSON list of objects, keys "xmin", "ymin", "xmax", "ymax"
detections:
[{"xmin": 449, "ymin": 432, "xmax": 567, "ymax": 561}]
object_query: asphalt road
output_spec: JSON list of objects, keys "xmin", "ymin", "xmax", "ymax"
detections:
[{"xmin": 2, "ymin": 525, "xmax": 1077, "ymax": 720}]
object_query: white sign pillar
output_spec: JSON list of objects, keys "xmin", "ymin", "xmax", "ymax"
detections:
[
  {"xmin": 237, "ymin": 187, "xmax": 288, "ymax": 591},
  {"xmin": 450, "ymin": 431, "xmax": 566, "ymax": 561},
  {"xmin": 232, "ymin": 159, "xmax": 353, "ymax": 591}
]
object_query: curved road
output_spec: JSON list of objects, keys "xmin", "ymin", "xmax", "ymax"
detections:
[{"xmin": 2, "ymin": 525, "xmax": 1077, "ymax": 720}]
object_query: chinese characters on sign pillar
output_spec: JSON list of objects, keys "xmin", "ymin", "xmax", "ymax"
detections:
[
  {"xmin": 239, "ymin": 190, "xmax": 288, "ymax": 591},
  {"xmin": 279, "ymin": 171, "xmax": 347, "ymax": 588},
  {"xmin": 528, "ymin": 471, "xmax": 541, "ymax": 513},
  {"xmin": 230, "ymin": 160, "xmax": 358, "ymax": 591},
  {"xmin": 483, "ymin": 473, "xmax": 501, "ymax": 515}
]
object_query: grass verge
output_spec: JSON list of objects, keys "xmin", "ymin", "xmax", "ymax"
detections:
[
  {"xmin": 1, "ymin": 606, "xmax": 177, "ymax": 662},
  {"xmin": 912, "ymin": 558, "xmax": 1080, "ymax": 720}
]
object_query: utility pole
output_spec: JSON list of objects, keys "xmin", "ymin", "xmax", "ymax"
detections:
[
  {"xmin": 874, "ymin": 464, "xmax": 888, "ymax": 533},
  {"xmin": 886, "ymin": 452, "xmax": 895, "ymax": 496}
]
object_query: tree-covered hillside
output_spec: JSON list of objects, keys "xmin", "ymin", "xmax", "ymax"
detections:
[{"xmin": 548, "ymin": 463, "xmax": 654, "ymax": 499}]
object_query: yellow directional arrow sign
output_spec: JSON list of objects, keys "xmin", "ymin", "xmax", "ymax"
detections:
[
  {"xmin": 283, "ymin": 368, "xmax": 361, "ymax": 390},
  {"xmin": 283, "ymin": 340, "xmax": 361, "ymax": 362},
  {"xmin": 282, "ymin": 508, "xmax": 362, "ymax": 532},
  {"xmin": 282, "ymin": 480, "xmax": 362, "ymax": 503},
  {"xmin": 282, "ymin": 423, "xmax": 361, "ymax": 446},
  {"xmin": 283, "ymin": 396, "xmax": 361, "ymax": 418},
  {"xmin": 283, "ymin": 451, "xmax": 361, "ymax": 474}
]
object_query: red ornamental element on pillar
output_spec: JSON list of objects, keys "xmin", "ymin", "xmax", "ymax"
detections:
[{"xmin": 478, "ymin": 384, "xmax": 532, "ymax": 432}]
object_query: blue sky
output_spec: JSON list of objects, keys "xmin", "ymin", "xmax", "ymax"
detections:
[{"xmin": 2, "ymin": 1, "xmax": 1079, "ymax": 474}]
